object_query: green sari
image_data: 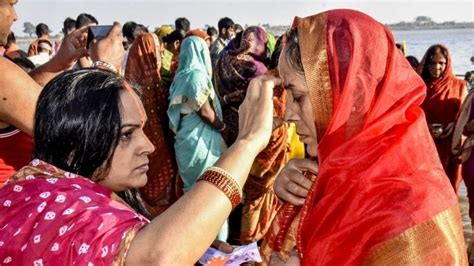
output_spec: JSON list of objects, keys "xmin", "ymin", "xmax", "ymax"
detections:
[{"xmin": 167, "ymin": 36, "xmax": 226, "ymax": 192}]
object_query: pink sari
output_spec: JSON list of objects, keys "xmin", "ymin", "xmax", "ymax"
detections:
[{"xmin": 0, "ymin": 160, "xmax": 148, "ymax": 265}]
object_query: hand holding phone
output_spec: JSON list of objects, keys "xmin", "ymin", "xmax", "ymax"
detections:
[
  {"xmin": 87, "ymin": 25, "xmax": 113, "ymax": 49},
  {"xmin": 88, "ymin": 22, "xmax": 125, "ymax": 73}
]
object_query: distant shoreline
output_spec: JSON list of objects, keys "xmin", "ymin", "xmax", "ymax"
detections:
[
  {"xmin": 387, "ymin": 23, "xmax": 474, "ymax": 31},
  {"xmin": 14, "ymin": 22, "xmax": 474, "ymax": 42},
  {"xmin": 264, "ymin": 23, "xmax": 473, "ymax": 36}
]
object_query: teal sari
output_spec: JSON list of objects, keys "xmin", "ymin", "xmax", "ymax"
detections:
[{"xmin": 167, "ymin": 36, "xmax": 226, "ymax": 192}]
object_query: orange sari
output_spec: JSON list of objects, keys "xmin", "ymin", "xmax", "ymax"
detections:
[
  {"xmin": 240, "ymin": 70, "xmax": 289, "ymax": 244},
  {"xmin": 418, "ymin": 45, "xmax": 466, "ymax": 190},
  {"xmin": 125, "ymin": 33, "xmax": 181, "ymax": 217},
  {"xmin": 27, "ymin": 37, "xmax": 52, "ymax": 56},
  {"xmin": 262, "ymin": 9, "xmax": 466, "ymax": 265}
]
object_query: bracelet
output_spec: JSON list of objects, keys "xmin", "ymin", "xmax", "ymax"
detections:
[
  {"xmin": 217, "ymin": 123, "xmax": 226, "ymax": 132},
  {"xmin": 197, "ymin": 166, "xmax": 242, "ymax": 208},
  {"xmin": 223, "ymin": 95, "xmax": 229, "ymax": 105},
  {"xmin": 206, "ymin": 166, "xmax": 242, "ymax": 192},
  {"xmin": 92, "ymin": 60, "xmax": 117, "ymax": 73}
]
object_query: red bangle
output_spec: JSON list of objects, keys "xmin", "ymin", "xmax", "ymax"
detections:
[{"xmin": 197, "ymin": 167, "xmax": 242, "ymax": 208}]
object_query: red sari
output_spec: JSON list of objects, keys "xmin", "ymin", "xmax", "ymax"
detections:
[
  {"xmin": 0, "ymin": 160, "xmax": 148, "ymax": 265},
  {"xmin": 125, "ymin": 33, "xmax": 181, "ymax": 217},
  {"xmin": 262, "ymin": 9, "xmax": 466, "ymax": 265},
  {"xmin": 418, "ymin": 45, "xmax": 466, "ymax": 190}
]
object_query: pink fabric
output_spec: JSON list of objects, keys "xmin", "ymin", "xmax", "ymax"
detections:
[{"xmin": 0, "ymin": 159, "xmax": 148, "ymax": 265}]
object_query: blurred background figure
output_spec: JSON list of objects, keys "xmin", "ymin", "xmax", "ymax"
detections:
[
  {"xmin": 27, "ymin": 23, "xmax": 51, "ymax": 57},
  {"xmin": 406, "ymin": 55, "xmax": 419, "ymax": 70},
  {"xmin": 175, "ymin": 17, "xmax": 191, "ymax": 33},
  {"xmin": 27, "ymin": 39, "xmax": 52, "ymax": 67},
  {"xmin": 3, "ymin": 32, "xmax": 27, "ymax": 59},
  {"xmin": 52, "ymin": 17, "xmax": 76, "ymax": 56},
  {"xmin": 418, "ymin": 44, "xmax": 468, "ymax": 191}
]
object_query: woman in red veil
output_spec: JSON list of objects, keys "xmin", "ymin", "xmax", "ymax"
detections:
[{"xmin": 261, "ymin": 9, "xmax": 466, "ymax": 265}]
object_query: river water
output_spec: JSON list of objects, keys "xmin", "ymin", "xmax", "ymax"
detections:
[
  {"xmin": 392, "ymin": 28, "xmax": 474, "ymax": 76},
  {"xmin": 392, "ymin": 27, "xmax": 474, "ymax": 253}
]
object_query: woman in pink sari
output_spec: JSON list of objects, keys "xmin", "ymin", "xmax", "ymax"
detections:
[{"xmin": 0, "ymin": 67, "xmax": 276, "ymax": 264}]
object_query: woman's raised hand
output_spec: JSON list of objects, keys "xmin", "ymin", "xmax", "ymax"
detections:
[
  {"xmin": 89, "ymin": 22, "xmax": 125, "ymax": 72},
  {"xmin": 237, "ymin": 75, "xmax": 281, "ymax": 152},
  {"xmin": 273, "ymin": 158, "xmax": 318, "ymax": 206}
]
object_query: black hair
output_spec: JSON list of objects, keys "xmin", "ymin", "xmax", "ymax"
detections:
[
  {"xmin": 137, "ymin": 24, "xmax": 148, "ymax": 33},
  {"xmin": 33, "ymin": 69, "xmax": 150, "ymax": 217},
  {"xmin": 35, "ymin": 23, "xmax": 50, "ymax": 38},
  {"xmin": 206, "ymin": 26, "xmax": 217, "ymax": 36},
  {"xmin": 63, "ymin": 17, "xmax": 76, "ymax": 35},
  {"xmin": 465, "ymin": 71, "xmax": 473, "ymax": 82},
  {"xmin": 123, "ymin": 21, "xmax": 138, "ymax": 41},
  {"xmin": 405, "ymin": 55, "xmax": 419, "ymax": 70},
  {"xmin": 75, "ymin": 13, "xmax": 99, "ymax": 28},
  {"xmin": 12, "ymin": 56, "xmax": 35, "ymax": 71},
  {"xmin": 7, "ymin": 32, "xmax": 15, "ymax": 44},
  {"xmin": 217, "ymin": 17, "xmax": 234, "ymax": 33},
  {"xmin": 420, "ymin": 44, "xmax": 449, "ymax": 82},
  {"xmin": 284, "ymin": 28, "xmax": 304, "ymax": 74},
  {"xmin": 234, "ymin": 24, "xmax": 243, "ymax": 33},
  {"xmin": 162, "ymin": 29, "xmax": 185, "ymax": 44},
  {"xmin": 34, "ymin": 69, "xmax": 127, "ymax": 177},
  {"xmin": 175, "ymin": 17, "xmax": 190, "ymax": 32}
]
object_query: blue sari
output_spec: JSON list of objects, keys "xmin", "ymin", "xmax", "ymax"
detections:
[{"xmin": 167, "ymin": 36, "xmax": 226, "ymax": 192}]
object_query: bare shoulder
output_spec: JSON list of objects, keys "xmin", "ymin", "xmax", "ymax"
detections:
[{"xmin": 0, "ymin": 57, "xmax": 42, "ymax": 136}]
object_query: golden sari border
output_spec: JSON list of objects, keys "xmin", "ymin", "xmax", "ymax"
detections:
[
  {"xmin": 113, "ymin": 224, "xmax": 142, "ymax": 265},
  {"xmin": 364, "ymin": 204, "xmax": 467, "ymax": 265},
  {"xmin": 296, "ymin": 13, "xmax": 333, "ymax": 140}
]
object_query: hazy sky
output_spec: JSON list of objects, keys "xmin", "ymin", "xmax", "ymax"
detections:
[{"xmin": 12, "ymin": 0, "xmax": 474, "ymax": 35}]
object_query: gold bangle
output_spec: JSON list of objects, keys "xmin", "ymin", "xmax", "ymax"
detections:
[
  {"xmin": 206, "ymin": 166, "xmax": 242, "ymax": 193},
  {"xmin": 197, "ymin": 167, "xmax": 242, "ymax": 208},
  {"xmin": 92, "ymin": 60, "xmax": 117, "ymax": 73}
]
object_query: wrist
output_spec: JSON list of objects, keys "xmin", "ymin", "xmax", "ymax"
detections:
[
  {"xmin": 47, "ymin": 55, "xmax": 73, "ymax": 72},
  {"xmin": 92, "ymin": 60, "xmax": 118, "ymax": 73},
  {"xmin": 232, "ymin": 138, "xmax": 261, "ymax": 158}
]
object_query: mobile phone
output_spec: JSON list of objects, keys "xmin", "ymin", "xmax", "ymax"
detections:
[{"xmin": 87, "ymin": 25, "xmax": 113, "ymax": 49}]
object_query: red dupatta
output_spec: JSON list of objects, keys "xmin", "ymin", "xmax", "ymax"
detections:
[
  {"xmin": 125, "ymin": 33, "xmax": 181, "ymax": 217},
  {"xmin": 262, "ymin": 9, "xmax": 466, "ymax": 265},
  {"xmin": 417, "ymin": 45, "xmax": 466, "ymax": 187}
]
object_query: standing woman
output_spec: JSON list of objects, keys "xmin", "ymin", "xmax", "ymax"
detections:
[
  {"xmin": 0, "ymin": 68, "xmax": 276, "ymax": 264},
  {"xmin": 214, "ymin": 26, "xmax": 290, "ymax": 245},
  {"xmin": 453, "ymin": 90, "xmax": 474, "ymax": 263},
  {"xmin": 214, "ymin": 26, "xmax": 271, "ymax": 145},
  {"xmin": 262, "ymin": 9, "xmax": 466, "ymax": 265},
  {"xmin": 418, "ymin": 44, "xmax": 467, "ymax": 191},
  {"xmin": 167, "ymin": 36, "xmax": 226, "ymax": 193},
  {"xmin": 125, "ymin": 33, "xmax": 180, "ymax": 217}
]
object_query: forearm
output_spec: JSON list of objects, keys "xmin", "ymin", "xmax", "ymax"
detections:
[
  {"xmin": 126, "ymin": 140, "xmax": 259, "ymax": 265},
  {"xmin": 29, "ymin": 56, "xmax": 70, "ymax": 87},
  {"xmin": 198, "ymin": 101, "xmax": 224, "ymax": 129},
  {"xmin": 0, "ymin": 58, "xmax": 42, "ymax": 135}
]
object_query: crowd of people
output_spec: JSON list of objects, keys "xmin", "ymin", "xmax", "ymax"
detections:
[{"xmin": 0, "ymin": 1, "xmax": 474, "ymax": 264}]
